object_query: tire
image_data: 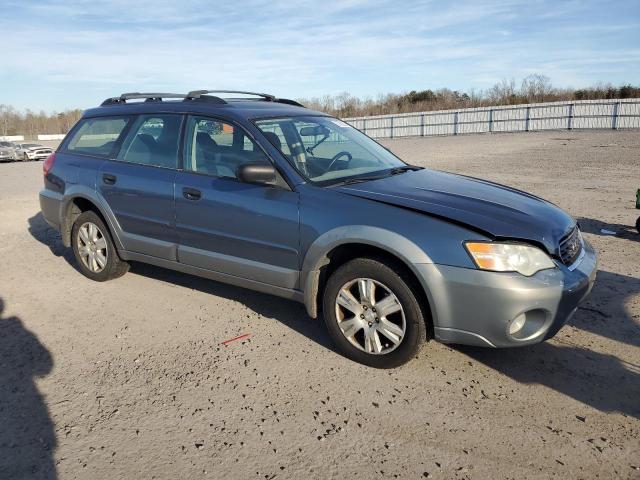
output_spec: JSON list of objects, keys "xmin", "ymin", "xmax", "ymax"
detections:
[
  {"xmin": 322, "ymin": 257, "xmax": 427, "ymax": 368},
  {"xmin": 636, "ymin": 216, "xmax": 640, "ymax": 234},
  {"xmin": 71, "ymin": 210, "xmax": 129, "ymax": 281}
]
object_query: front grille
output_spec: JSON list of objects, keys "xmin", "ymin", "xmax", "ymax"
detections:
[{"xmin": 559, "ymin": 227, "xmax": 583, "ymax": 266}]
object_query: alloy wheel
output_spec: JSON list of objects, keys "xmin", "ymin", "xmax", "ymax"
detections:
[
  {"xmin": 77, "ymin": 222, "xmax": 108, "ymax": 273},
  {"xmin": 334, "ymin": 278, "xmax": 406, "ymax": 354}
]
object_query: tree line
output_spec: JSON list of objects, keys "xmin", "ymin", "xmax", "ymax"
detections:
[
  {"xmin": 2, "ymin": 75, "xmax": 639, "ymax": 137},
  {"xmin": 297, "ymin": 75, "xmax": 640, "ymax": 118},
  {"xmin": 0, "ymin": 105, "xmax": 82, "ymax": 138}
]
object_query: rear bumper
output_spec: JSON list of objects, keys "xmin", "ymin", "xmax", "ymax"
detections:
[
  {"xmin": 416, "ymin": 240, "xmax": 597, "ymax": 348},
  {"xmin": 39, "ymin": 189, "xmax": 63, "ymax": 230}
]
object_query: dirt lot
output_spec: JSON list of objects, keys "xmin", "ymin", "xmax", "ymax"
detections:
[{"xmin": 0, "ymin": 131, "xmax": 638, "ymax": 479}]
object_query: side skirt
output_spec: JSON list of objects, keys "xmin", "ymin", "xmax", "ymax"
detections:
[{"xmin": 119, "ymin": 250, "xmax": 305, "ymax": 304}]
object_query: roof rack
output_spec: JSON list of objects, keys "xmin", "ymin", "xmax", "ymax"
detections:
[
  {"xmin": 101, "ymin": 92, "xmax": 192, "ymax": 106},
  {"xmin": 275, "ymin": 98, "xmax": 305, "ymax": 107},
  {"xmin": 187, "ymin": 90, "xmax": 276, "ymax": 101},
  {"xmin": 186, "ymin": 90, "xmax": 304, "ymax": 107},
  {"xmin": 101, "ymin": 90, "xmax": 304, "ymax": 108}
]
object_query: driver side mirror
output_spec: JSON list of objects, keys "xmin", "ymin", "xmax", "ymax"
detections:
[{"xmin": 237, "ymin": 163, "xmax": 277, "ymax": 186}]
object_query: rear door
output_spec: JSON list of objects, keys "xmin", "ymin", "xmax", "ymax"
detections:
[
  {"xmin": 98, "ymin": 114, "xmax": 183, "ymax": 260},
  {"xmin": 174, "ymin": 115, "xmax": 300, "ymax": 289}
]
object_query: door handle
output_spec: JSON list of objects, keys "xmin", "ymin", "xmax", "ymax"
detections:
[
  {"xmin": 183, "ymin": 187, "xmax": 202, "ymax": 201},
  {"xmin": 102, "ymin": 173, "xmax": 117, "ymax": 185}
]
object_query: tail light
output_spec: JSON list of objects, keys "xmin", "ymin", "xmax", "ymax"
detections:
[{"xmin": 43, "ymin": 153, "xmax": 56, "ymax": 175}]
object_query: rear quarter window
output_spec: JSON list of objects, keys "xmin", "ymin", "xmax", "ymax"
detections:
[{"xmin": 65, "ymin": 117, "xmax": 130, "ymax": 157}]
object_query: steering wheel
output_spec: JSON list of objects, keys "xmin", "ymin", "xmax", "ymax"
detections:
[{"xmin": 325, "ymin": 151, "xmax": 353, "ymax": 172}]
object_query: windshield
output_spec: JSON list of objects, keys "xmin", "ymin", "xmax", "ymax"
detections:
[{"xmin": 255, "ymin": 116, "xmax": 407, "ymax": 185}]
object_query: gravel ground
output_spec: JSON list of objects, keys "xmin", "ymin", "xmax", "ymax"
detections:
[{"xmin": 0, "ymin": 130, "xmax": 638, "ymax": 479}]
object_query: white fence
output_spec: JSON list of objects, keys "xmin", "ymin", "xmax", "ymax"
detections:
[
  {"xmin": 344, "ymin": 98, "xmax": 640, "ymax": 139},
  {"xmin": 37, "ymin": 134, "xmax": 65, "ymax": 141},
  {"xmin": 0, "ymin": 134, "xmax": 64, "ymax": 142}
]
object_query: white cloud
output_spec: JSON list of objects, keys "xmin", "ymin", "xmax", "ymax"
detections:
[{"xmin": 1, "ymin": 0, "xmax": 638, "ymax": 110}]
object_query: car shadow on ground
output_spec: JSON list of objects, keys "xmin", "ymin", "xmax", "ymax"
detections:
[
  {"xmin": 456, "ymin": 269, "xmax": 640, "ymax": 419},
  {"xmin": 0, "ymin": 298, "xmax": 57, "ymax": 479},
  {"xmin": 128, "ymin": 262, "xmax": 335, "ymax": 352},
  {"xmin": 26, "ymin": 212, "xmax": 335, "ymax": 353},
  {"xmin": 26, "ymin": 212, "xmax": 640, "ymax": 417},
  {"xmin": 577, "ymin": 216, "xmax": 639, "ymax": 242},
  {"xmin": 573, "ymin": 270, "xmax": 640, "ymax": 348},
  {"xmin": 27, "ymin": 212, "xmax": 76, "ymax": 267}
]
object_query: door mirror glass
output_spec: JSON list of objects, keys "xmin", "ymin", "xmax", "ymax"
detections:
[{"xmin": 237, "ymin": 163, "xmax": 276, "ymax": 185}]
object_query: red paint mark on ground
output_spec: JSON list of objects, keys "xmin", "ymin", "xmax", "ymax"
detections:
[{"xmin": 221, "ymin": 333, "xmax": 251, "ymax": 346}]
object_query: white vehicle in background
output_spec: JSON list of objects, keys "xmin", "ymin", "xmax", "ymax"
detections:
[
  {"xmin": 0, "ymin": 141, "xmax": 20, "ymax": 161},
  {"xmin": 16, "ymin": 143, "xmax": 53, "ymax": 161},
  {"xmin": 0, "ymin": 146, "xmax": 15, "ymax": 162}
]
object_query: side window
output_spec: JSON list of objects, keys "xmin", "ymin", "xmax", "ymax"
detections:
[
  {"xmin": 65, "ymin": 117, "xmax": 130, "ymax": 157},
  {"xmin": 183, "ymin": 116, "xmax": 270, "ymax": 180},
  {"xmin": 117, "ymin": 114, "xmax": 182, "ymax": 168}
]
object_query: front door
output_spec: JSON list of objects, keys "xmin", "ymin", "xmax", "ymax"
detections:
[
  {"xmin": 175, "ymin": 116, "xmax": 300, "ymax": 289},
  {"xmin": 98, "ymin": 114, "xmax": 183, "ymax": 260}
]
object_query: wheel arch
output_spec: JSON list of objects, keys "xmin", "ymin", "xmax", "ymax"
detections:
[
  {"xmin": 60, "ymin": 190, "xmax": 122, "ymax": 249},
  {"xmin": 301, "ymin": 227, "xmax": 436, "ymax": 338}
]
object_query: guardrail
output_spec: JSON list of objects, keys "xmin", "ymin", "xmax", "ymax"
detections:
[{"xmin": 343, "ymin": 99, "xmax": 640, "ymax": 139}]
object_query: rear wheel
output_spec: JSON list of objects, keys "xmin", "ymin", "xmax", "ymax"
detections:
[
  {"xmin": 71, "ymin": 211, "xmax": 129, "ymax": 281},
  {"xmin": 322, "ymin": 257, "xmax": 427, "ymax": 368}
]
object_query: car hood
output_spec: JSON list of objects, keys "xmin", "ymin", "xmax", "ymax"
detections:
[{"xmin": 334, "ymin": 168, "xmax": 575, "ymax": 254}]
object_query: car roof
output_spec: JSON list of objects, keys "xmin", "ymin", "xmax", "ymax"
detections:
[{"xmin": 83, "ymin": 98, "xmax": 329, "ymax": 122}]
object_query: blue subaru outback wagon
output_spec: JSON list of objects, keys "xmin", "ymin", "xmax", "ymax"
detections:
[{"xmin": 40, "ymin": 90, "xmax": 597, "ymax": 367}]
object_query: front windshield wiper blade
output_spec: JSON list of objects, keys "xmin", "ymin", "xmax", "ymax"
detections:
[
  {"xmin": 388, "ymin": 165, "xmax": 422, "ymax": 175},
  {"xmin": 329, "ymin": 166, "xmax": 421, "ymax": 187},
  {"xmin": 335, "ymin": 175, "xmax": 390, "ymax": 186},
  {"xmin": 325, "ymin": 165, "xmax": 423, "ymax": 188}
]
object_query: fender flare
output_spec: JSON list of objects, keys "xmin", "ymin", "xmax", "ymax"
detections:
[
  {"xmin": 60, "ymin": 186, "xmax": 124, "ymax": 249},
  {"xmin": 300, "ymin": 225, "xmax": 436, "ymax": 319}
]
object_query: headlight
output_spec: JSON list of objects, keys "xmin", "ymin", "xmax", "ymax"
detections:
[{"xmin": 465, "ymin": 241, "xmax": 556, "ymax": 276}]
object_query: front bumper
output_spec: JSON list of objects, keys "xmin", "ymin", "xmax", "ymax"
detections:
[
  {"xmin": 26, "ymin": 152, "xmax": 51, "ymax": 160},
  {"xmin": 415, "ymin": 240, "xmax": 597, "ymax": 348}
]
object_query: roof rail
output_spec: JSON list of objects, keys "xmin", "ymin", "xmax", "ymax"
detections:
[
  {"xmin": 100, "ymin": 90, "xmax": 305, "ymax": 108},
  {"xmin": 187, "ymin": 90, "xmax": 276, "ymax": 101},
  {"xmin": 275, "ymin": 98, "xmax": 305, "ymax": 107},
  {"xmin": 186, "ymin": 90, "xmax": 304, "ymax": 107},
  {"xmin": 101, "ymin": 92, "xmax": 190, "ymax": 106}
]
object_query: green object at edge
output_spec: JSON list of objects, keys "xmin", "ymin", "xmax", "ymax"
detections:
[{"xmin": 637, "ymin": 189, "xmax": 640, "ymax": 209}]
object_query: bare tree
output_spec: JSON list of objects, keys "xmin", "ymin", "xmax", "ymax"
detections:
[{"xmin": 521, "ymin": 74, "xmax": 553, "ymax": 103}]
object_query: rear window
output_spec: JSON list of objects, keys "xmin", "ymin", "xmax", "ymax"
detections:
[{"xmin": 65, "ymin": 117, "xmax": 130, "ymax": 157}]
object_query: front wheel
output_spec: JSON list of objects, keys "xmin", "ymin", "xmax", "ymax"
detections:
[
  {"xmin": 322, "ymin": 257, "xmax": 427, "ymax": 368},
  {"xmin": 71, "ymin": 211, "xmax": 129, "ymax": 281}
]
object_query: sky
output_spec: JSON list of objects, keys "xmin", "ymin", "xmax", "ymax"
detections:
[{"xmin": 1, "ymin": 0, "xmax": 639, "ymax": 112}]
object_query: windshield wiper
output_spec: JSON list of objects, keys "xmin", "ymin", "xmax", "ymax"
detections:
[
  {"xmin": 329, "ymin": 166, "xmax": 420, "ymax": 187},
  {"xmin": 388, "ymin": 165, "xmax": 421, "ymax": 175}
]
